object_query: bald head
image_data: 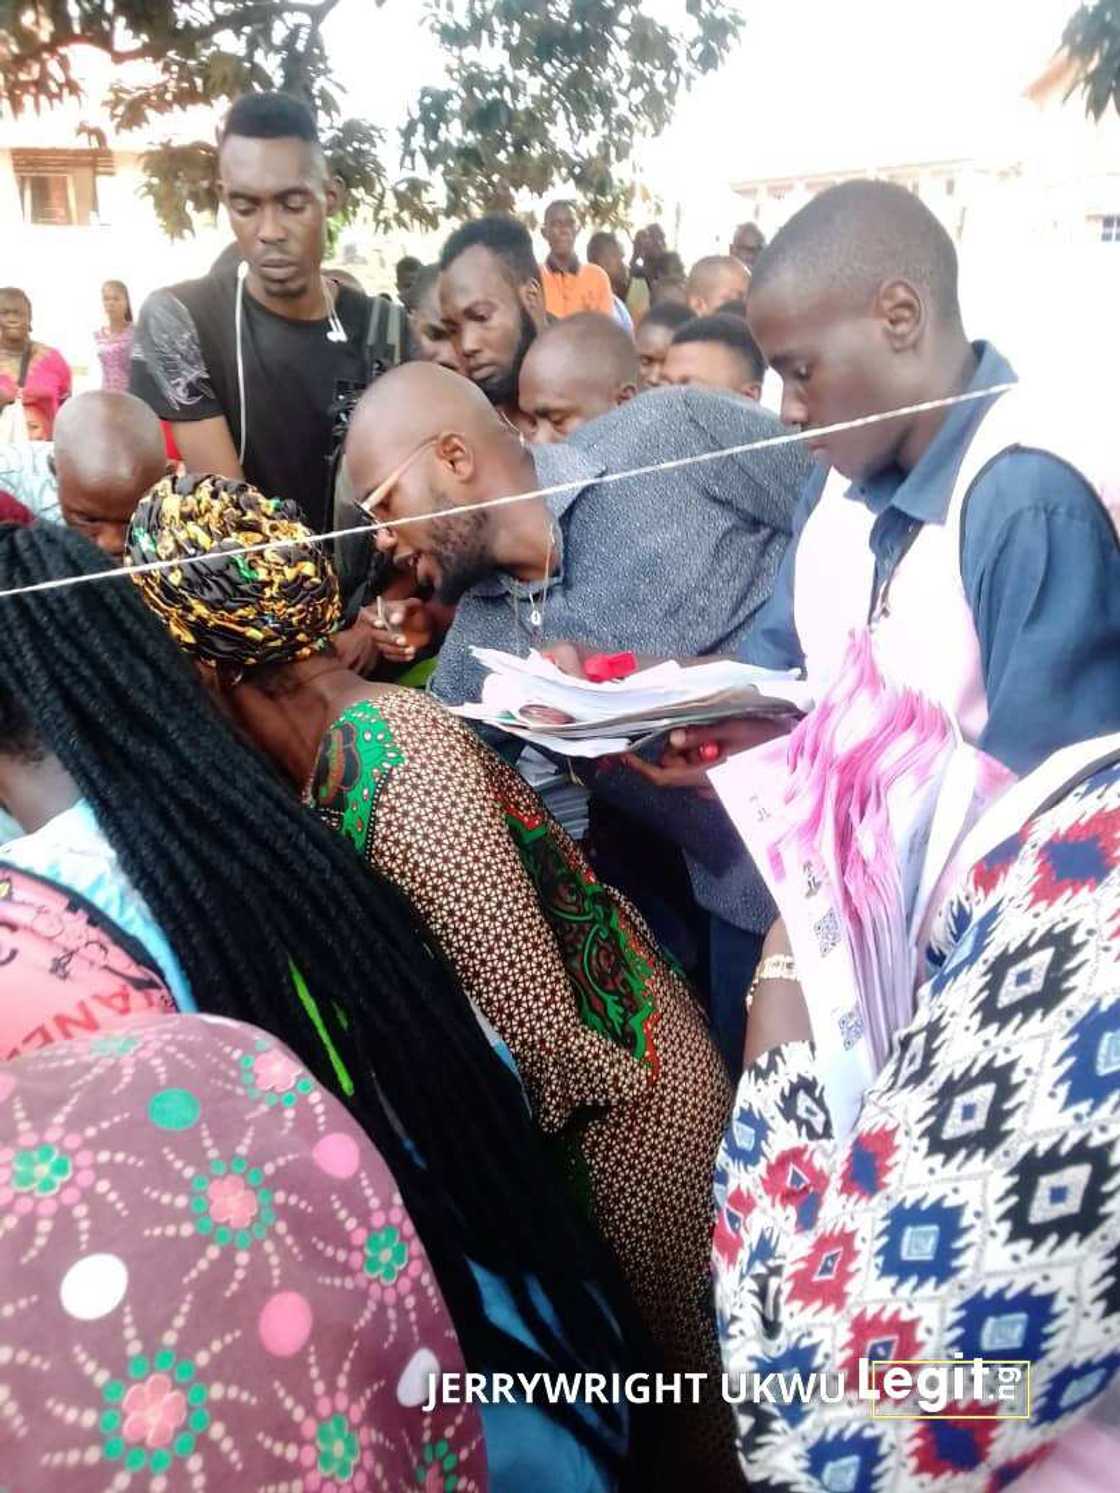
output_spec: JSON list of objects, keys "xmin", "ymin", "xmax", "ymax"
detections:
[
  {"xmin": 518, "ymin": 313, "xmax": 638, "ymax": 444},
  {"xmin": 54, "ymin": 392, "xmax": 169, "ymax": 561},
  {"xmin": 347, "ymin": 362, "xmax": 507, "ymax": 483},
  {"xmin": 686, "ymin": 255, "xmax": 750, "ymax": 317},
  {"xmin": 344, "ymin": 362, "xmax": 536, "ymax": 604}
]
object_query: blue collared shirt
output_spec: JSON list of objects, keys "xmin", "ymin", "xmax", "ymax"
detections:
[{"xmin": 741, "ymin": 342, "xmax": 1120, "ymax": 773}]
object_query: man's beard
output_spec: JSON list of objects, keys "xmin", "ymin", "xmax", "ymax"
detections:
[
  {"xmin": 429, "ymin": 507, "xmax": 493, "ymax": 605},
  {"xmin": 474, "ymin": 309, "xmax": 538, "ymax": 408}
]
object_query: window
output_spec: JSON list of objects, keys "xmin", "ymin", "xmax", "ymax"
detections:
[
  {"xmin": 12, "ymin": 149, "xmax": 109, "ymax": 226},
  {"xmin": 1100, "ymin": 215, "xmax": 1120, "ymax": 243}
]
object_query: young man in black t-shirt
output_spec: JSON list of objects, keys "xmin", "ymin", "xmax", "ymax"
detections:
[{"xmin": 131, "ymin": 92, "xmax": 404, "ymax": 538}]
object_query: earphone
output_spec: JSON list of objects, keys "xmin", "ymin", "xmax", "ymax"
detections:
[
  {"xmin": 233, "ymin": 260, "xmax": 348, "ymax": 467},
  {"xmin": 235, "ymin": 261, "xmax": 249, "ymax": 466}
]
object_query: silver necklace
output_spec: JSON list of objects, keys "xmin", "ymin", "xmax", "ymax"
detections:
[{"xmin": 513, "ymin": 521, "xmax": 556, "ymax": 639}]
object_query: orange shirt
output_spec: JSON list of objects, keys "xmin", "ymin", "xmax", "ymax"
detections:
[{"xmin": 539, "ymin": 259, "xmax": 615, "ymax": 319}]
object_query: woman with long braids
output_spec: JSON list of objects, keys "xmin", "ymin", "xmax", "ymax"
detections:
[
  {"xmin": 0, "ymin": 520, "xmax": 637, "ymax": 1492},
  {"xmin": 126, "ymin": 475, "xmax": 737, "ymax": 1492}
]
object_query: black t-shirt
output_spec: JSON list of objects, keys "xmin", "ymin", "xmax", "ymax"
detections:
[{"xmin": 130, "ymin": 270, "xmax": 388, "ymax": 532}]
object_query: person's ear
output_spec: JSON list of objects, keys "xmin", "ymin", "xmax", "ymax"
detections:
[
  {"xmin": 617, "ymin": 382, "xmax": 638, "ymax": 406},
  {"xmin": 434, "ymin": 431, "xmax": 475, "ymax": 485},
  {"xmin": 520, "ymin": 278, "xmax": 545, "ymax": 327},
  {"xmin": 877, "ymin": 279, "xmax": 923, "ymax": 351},
  {"xmin": 742, "ymin": 380, "xmax": 763, "ymax": 402}
]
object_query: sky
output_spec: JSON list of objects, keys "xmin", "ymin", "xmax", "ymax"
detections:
[{"xmin": 321, "ymin": 0, "xmax": 1080, "ymax": 256}]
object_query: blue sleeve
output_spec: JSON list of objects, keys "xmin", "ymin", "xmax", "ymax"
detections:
[
  {"xmin": 736, "ymin": 466, "xmax": 827, "ymax": 670},
  {"xmin": 963, "ymin": 453, "xmax": 1120, "ymax": 774}
]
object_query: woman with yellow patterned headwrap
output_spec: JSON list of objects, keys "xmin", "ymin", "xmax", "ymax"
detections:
[{"xmin": 127, "ymin": 473, "xmax": 737, "ymax": 1493}]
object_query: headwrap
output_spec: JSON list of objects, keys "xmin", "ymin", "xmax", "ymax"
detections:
[{"xmin": 126, "ymin": 474, "xmax": 342, "ymax": 670}]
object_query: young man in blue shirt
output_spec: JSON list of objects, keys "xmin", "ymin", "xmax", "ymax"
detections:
[{"xmin": 624, "ymin": 179, "xmax": 1120, "ymax": 1069}]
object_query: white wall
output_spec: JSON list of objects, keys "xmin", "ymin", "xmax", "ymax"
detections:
[{"xmin": 2, "ymin": 150, "xmax": 227, "ymax": 387}]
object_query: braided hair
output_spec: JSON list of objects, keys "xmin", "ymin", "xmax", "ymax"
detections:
[{"xmin": 0, "ymin": 523, "xmax": 640, "ymax": 1460}]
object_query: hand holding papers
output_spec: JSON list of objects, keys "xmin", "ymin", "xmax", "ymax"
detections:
[{"xmin": 450, "ymin": 648, "xmax": 815, "ymax": 758}]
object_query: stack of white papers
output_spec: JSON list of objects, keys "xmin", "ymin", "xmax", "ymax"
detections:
[{"xmin": 450, "ymin": 648, "xmax": 815, "ymax": 757}]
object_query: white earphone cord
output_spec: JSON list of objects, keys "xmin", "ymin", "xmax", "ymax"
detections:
[{"xmin": 235, "ymin": 260, "xmax": 249, "ymax": 468}]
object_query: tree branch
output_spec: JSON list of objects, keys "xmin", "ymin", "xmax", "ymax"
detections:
[{"xmin": 7, "ymin": 1, "xmax": 340, "ymax": 74}]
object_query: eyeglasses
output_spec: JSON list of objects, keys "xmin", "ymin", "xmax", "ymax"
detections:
[{"xmin": 358, "ymin": 437, "xmax": 438, "ymax": 521}]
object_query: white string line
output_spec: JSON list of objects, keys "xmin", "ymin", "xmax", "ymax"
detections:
[{"xmin": 0, "ymin": 381, "xmax": 1017, "ymax": 603}]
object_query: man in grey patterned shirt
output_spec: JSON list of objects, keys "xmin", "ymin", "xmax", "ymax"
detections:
[
  {"xmin": 348, "ymin": 363, "xmax": 808, "ymax": 703},
  {"xmin": 346, "ymin": 363, "xmax": 810, "ymax": 1054}
]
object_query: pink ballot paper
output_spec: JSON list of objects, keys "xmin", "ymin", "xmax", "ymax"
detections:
[{"xmin": 710, "ymin": 631, "xmax": 1014, "ymax": 1139}]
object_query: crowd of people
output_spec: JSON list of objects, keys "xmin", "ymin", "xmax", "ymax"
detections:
[{"xmin": 2, "ymin": 86, "xmax": 1120, "ymax": 1493}]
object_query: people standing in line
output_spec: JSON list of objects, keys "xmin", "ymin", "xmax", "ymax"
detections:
[
  {"xmin": 648, "ymin": 252, "xmax": 689, "ymax": 307},
  {"xmin": 395, "ymin": 254, "xmax": 423, "ymax": 305},
  {"xmin": 538, "ymin": 201, "xmax": 615, "ymax": 320},
  {"xmin": 628, "ymin": 224, "xmax": 667, "ymax": 323},
  {"xmin": 612, "ymin": 180, "xmax": 1120, "ymax": 1071},
  {"xmin": 0, "ymin": 287, "xmax": 72, "ymax": 441},
  {"xmin": 404, "ymin": 264, "xmax": 462, "ymax": 373},
  {"xmin": 129, "ymin": 92, "xmax": 398, "ymax": 539},
  {"xmin": 686, "ymin": 255, "xmax": 751, "ymax": 318},
  {"xmin": 634, "ymin": 301, "xmax": 694, "ymax": 389},
  {"xmin": 518, "ymin": 313, "xmax": 639, "ymax": 443},
  {"xmin": 730, "ymin": 221, "xmax": 766, "ymax": 271},
  {"xmin": 130, "ymin": 476, "xmax": 740, "ymax": 1492},
  {"xmin": 439, "ymin": 215, "xmax": 547, "ymax": 427},
  {"xmin": 347, "ymin": 364, "xmax": 810, "ymax": 1071},
  {"xmin": 586, "ymin": 230, "xmax": 635, "ymax": 332},
  {"xmin": 53, "ymin": 391, "xmax": 170, "ymax": 562},
  {"xmin": 94, "ymin": 279, "xmax": 134, "ymax": 393},
  {"xmin": 0, "ymin": 519, "xmax": 641, "ymax": 1493},
  {"xmin": 661, "ymin": 314, "xmax": 767, "ymax": 401}
]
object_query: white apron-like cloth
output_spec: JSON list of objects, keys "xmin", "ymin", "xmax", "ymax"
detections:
[{"xmin": 792, "ymin": 387, "xmax": 1112, "ymax": 739}]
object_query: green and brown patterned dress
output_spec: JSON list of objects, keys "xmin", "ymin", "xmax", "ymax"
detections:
[{"xmin": 307, "ymin": 687, "xmax": 737, "ymax": 1490}]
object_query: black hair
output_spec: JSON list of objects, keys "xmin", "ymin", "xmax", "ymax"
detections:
[
  {"xmin": 714, "ymin": 297, "xmax": 748, "ymax": 319},
  {"xmin": 396, "ymin": 255, "xmax": 423, "ymax": 276},
  {"xmin": 752, "ymin": 178, "xmax": 962, "ymax": 324},
  {"xmin": 0, "ymin": 685, "xmax": 42, "ymax": 763},
  {"xmin": 102, "ymin": 279, "xmax": 133, "ymax": 324},
  {"xmin": 220, "ymin": 91, "xmax": 320, "ymax": 149},
  {"xmin": 440, "ymin": 215, "xmax": 539, "ymax": 289},
  {"xmin": 649, "ymin": 251, "xmax": 685, "ymax": 282},
  {"xmin": 0, "ymin": 522, "xmax": 640, "ymax": 1462},
  {"xmin": 403, "ymin": 263, "xmax": 440, "ymax": 315},
  {"xmin": 672, "ymin": 312, "xmax": 767, "ymax": 382},
  {"xmin": 586, "ymin": 230, "xmax": 621, "ymax": 263},
  {"xmin": 640, "ymin": 300, "xmax": 694, "ymax": 333},
  {"xmin": 544, "ymin": 198, "xmax": 579, "ymax": 223},
  {"xmin": 0, "ymin": 287, "xmax": 31, "ymax": 320}
]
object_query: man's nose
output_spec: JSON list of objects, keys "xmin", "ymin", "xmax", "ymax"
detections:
[
  {"xmin": 781, "ymin": 384, "xmax": 808, "ymax": 429},
  {"xmin": 258, "ymin": 204, "xmax": 286, "ymax": 243}
]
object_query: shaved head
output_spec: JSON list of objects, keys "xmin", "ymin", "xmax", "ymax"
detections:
[
  {"xmin": 344, "ymin": 363, "xmax": 536, "ymax": 604},
  {"xmin": 54, "ymin": 392, "xmax": 169, "ymax": 561},
  {"xmin": 686, "ymin": 255, "xmax": 750, "ymax": 317},
  {"xmin": 746, "ymin": 180, "xmax": 969, "ymax": 483},
  {"xmin": 518, "ymin": 313, "xmax": 638, "ymax": 443},
  {"xmin": 750, "ymin": 179, "xmax": 961, "ymax": 323},
  {"xmin": 347, "ymin": 362, "xmax": 506, "ymax": 483}
]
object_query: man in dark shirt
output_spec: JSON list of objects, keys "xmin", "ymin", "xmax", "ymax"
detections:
[{"xmin": 130, "ymin": 92, "xmax": 390, "ymax": 538}]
